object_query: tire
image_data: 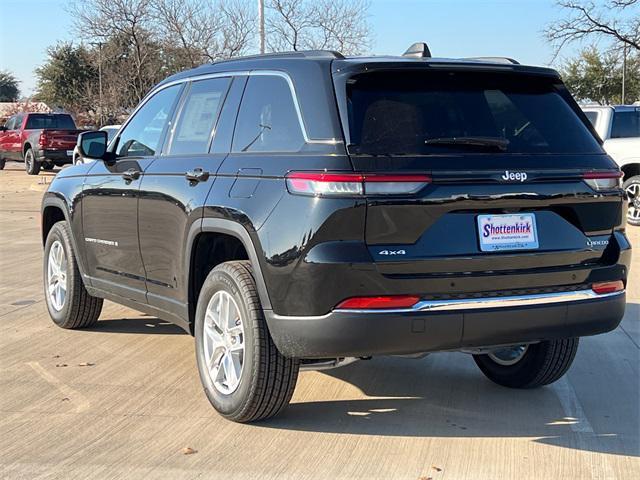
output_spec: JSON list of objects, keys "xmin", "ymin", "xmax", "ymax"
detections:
[
  {"xmin": 42, "ymin": 162, "xmax": 55, "ymax": 171},
  {"xmin": 43, "ymin": 221, "xmax": 103, "ymax": 329},
  {"xmin": 73, "ymin": 154, "xmax": 82, "ymax": 166},
  {"xmin": 623, "ymin": 175, "xmax": 640, "ymax": 226},
  {"xmin": 24, "ymin": 148, "xmax": 40, "ymax": 175},
  {"xmin": 194, "ymin": 260, "xmax": 299, "ymax": 423},
  {"xmin": 0, "ymin": 157, "xmax": 5, "ymax": 170},
  {"xmin": 473, "ymin": 338, "xmax": 579, "ymax": 388}
]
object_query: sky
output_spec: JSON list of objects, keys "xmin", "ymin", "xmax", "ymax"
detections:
[{"xmin": 0, "ymin": 0, "xmax": 591, "ymax": 97}]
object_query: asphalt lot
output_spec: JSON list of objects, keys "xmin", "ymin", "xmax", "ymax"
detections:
[{"xmin": 1, "ymin": 160, "xmax": 639, "ymax": 479}]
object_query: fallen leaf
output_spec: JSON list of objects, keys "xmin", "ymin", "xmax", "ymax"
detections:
[
  {"xmin": 418, "ymin": 477, "xmax": 433, "ymax": 480},
  {"xmin": 181, "ymin": 447, "xmax": 197, "ymax": 455},
  {"xmin": 55, "ymin": 364, "xmax": 68, "ymax": 367},
  {"xmin": 53, "ymin": 355, "xmax": 61, "ymax": 358},
  {"xmin": 77, "ymin": 362, "xmax": 95, "ymax": 367},
  {"xmin": 431, "ymin": 465, "xmax": 442, "ymax": 472},
  {"xmin": 61, "ymin": 397, "xmax": 70, "ymax": 402}
]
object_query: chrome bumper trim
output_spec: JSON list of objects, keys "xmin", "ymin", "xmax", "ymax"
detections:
[{"xmin": 335, "ymin": 289, "xmax": 624, "ymax": 314}]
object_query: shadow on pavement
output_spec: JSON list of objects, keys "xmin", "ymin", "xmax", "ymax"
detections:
[
  {"xmin": 85, "ymin": 317, "xmax": 186, "ymax": 335},
  {"xmin": 263, "ymin": 348, "xmax": 639, "ymax": 457}
]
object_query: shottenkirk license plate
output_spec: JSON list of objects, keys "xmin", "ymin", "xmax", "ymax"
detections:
[
  {"xmin": 477, "ymin": 213, "xmax": 539, "ymax": 252},
  {"xmin": 66, "ymin": 150, "xmax": 73, "ymax": 156}
]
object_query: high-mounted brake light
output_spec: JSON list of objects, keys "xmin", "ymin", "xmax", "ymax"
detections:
[
  {"xmin": 583, "ymin": 171, "xmax": 623, "ymax": 191},
  {"xmin": 591, "ymin": 281, "xmax": 624, "ymax": 295},
  {"xmin": 336, "ymin": 295, "xmax": 421, "ymax": 310},
  {"xmin": 286, "ymin": 172, "xmax": 431, "ymax": 197}
]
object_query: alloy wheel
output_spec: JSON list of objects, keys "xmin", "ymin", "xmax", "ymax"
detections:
[
  {"xmin": 488, "ymin": 345, "xmax": 529, "ymax": 366},
  {"xmin": 626, "ymin": 182, "xmax": 640, "ymax": 224},
  {"xmin": 47, "ymin": 240, "xmax": 68, "ymax": 311},
  {"xmin": 202, "ymin": 291, "xmax": 245, "ymax": 395}
]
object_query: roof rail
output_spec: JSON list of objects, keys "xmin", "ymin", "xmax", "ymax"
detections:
[
  {"xmin": 403, "ymin": 42, "xmax": 432, "ymax": 58},
  {"xmin": 465, "ymin": 57, "xmax": 520, "ymax": 65},
  {"xmin": 209, "ymin": 50, "xmax": 344, "ymax": 65}
]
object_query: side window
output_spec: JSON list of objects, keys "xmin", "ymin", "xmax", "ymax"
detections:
[
  {"xmin": 168, "ymin": 77, "xmax": 230, "ymax": 155},
  {"xmin": 116, "ymin": 84, "xmax": 181, "ymax": 157},
  {"xmin": 232, "ymin": 75, "xmax": 305, "ymax": 153},
  {"xmin": 5, "ymin": 117, "xmax": 15, "ymax": 130},
  {"xmin": 583, "ymin": 111, "xmax": 598, "ymax": 127},
  {"xmin": 611, "ymin": 110, "xmax": 640, "ymax": 139}
]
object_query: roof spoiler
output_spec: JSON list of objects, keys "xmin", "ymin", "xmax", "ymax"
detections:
[{"xmin": 402, "ymin": 42, "xmax": 431, "ymax": 58}]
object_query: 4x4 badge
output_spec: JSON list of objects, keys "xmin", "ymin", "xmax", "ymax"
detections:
[{"xmin": 501, "ymin": 170, "xmax": 528, "ymax": 182}]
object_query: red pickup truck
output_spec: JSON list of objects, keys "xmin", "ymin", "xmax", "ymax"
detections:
[{"xmin": 0, "ymin": 113, "xmax": 83, "ymax": 174}]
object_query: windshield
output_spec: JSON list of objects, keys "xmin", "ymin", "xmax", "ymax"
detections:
[
  {"xmin": 25, "ymin": 114, "xmax": 76, "ymax": 130},
  {"xmin": 345, "ymin": 71, "xmax": 602, "ymax": 156}
]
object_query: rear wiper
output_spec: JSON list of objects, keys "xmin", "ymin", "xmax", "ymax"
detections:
[{"xmin": 425, "ymin": 136, "xmax": 509, "ymax": 151}]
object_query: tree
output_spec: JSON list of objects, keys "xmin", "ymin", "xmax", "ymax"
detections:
[
  {"xmin": 546, "ymin": 1, "xmax": 640, "ymax": 58},
  {"xmin": 35, "ymin": 43, "xmax": 98, "ymax": 114},
  {"xmin": 560, "ymin": 46, "xmax": 640, "ymax": 104},
  {"xmin": 0, "ymin": 71, "xmax": 20, "ymax": 102},
  {"xmin": 266, "ymin": 0, "xmax": 371, "ymax": 54}
]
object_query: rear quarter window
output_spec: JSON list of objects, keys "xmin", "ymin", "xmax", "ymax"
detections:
[
  {"xmin": 611, "ymin": 110, "xmax": 640, "ymax": 138},
  {"xmin": 346, "ymin": 71, "xmax": 602, "ymax": 156},
  {"xmin": 232, "ymin": 75, "xmax": 305, "ymax": 153}
]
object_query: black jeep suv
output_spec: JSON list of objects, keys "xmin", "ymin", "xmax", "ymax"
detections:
[{"xmin": 41, "ymin": 46, "xmax": 631, "ymax": 423}]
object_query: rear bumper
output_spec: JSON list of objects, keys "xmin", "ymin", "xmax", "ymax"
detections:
[
  {"xmin": 36, "ymin": 149, "xmax": 73, "ymax": 164},
  {"xmin": 265, "ymin": 290, "xmax": 626, "ymax": 358}
]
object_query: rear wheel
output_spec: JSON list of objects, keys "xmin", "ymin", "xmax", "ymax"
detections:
[
  {"xmin": 473, "ymin": 338, "xmax": 579, "ymax": 388},
  {"xmin": 24, "ymin": 148, "xmax": 40, "ymax": 175},
  {"xmin": 623, "ymin": 175, "xmax": 640, "ymax": 226},
  {"xmin": 44, "ymin": 221, "xmax": 103, "ymax": 328},
  {"xmin": 194, "ymin": 260, "xmax": 299, "ymax": 423}
]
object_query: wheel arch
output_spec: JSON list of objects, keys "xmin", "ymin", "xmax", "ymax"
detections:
[
  {"xmin": 41, "ymin": 195, "xmax": 88, "ymax": 279},
  {"xmin": 186, "ymin": 218, "xmax": 273, "ymax": 330},
  {"xmin": 621, "ymin": 162, "xmax": 640, "ymax": 181}
]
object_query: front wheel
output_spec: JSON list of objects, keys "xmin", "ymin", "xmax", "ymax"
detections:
[
  {"xmin": 623, "ymin": 175, "xmax": 640, "ymax": 226},
  {"xmin": 473, "ymin": 338, "xmax": 579, "ymax": 388},
  {"xmin": 42, "ymin": 162, "xmax": 55, "ymax": 171},
  {"xmin": 44, "ymin": 221, "xmax": 103, "ymax": 328},
  {"xmin": 194, "ymin": 260, "xmax": 299, "ymax": 423},
  {"xmin": 24, "ymin": 148, "xmax": 40, "ymax": 175}
]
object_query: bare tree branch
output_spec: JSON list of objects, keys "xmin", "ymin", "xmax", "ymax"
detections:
[{"xmin": 545, "ymin": 1, "xmax": 640, "ymax": 61}]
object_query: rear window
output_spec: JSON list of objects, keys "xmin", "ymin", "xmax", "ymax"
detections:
[
  {"xmin": 25, "ymin": 114, "xmax": 76, "ymax": 130},
  {"xmin": 611, "ymin": 110, "xmax": 640, "ymax": 138},
  {"xmin": 346, "ymin": 71, "xmax": 602, "ymax": 156}
]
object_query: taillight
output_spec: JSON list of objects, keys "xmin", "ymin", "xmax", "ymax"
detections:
[
  {"xmin": 285, "ymin": 172, "xmax": 431, "ymax": 197},
  {"xmin": 583, "ymin": 171, "xmax": 622, "ymax": 191},
  {"xmin": 336, "ymin": 295, "xmax": 421, "ymax": 310},
  {"xmin": 38, "ymin": 132, "xmax": 48, "ymax": 146},
  {"xmin": 592, "ymin": 281, "xmax": 624, "ymax": 295}
]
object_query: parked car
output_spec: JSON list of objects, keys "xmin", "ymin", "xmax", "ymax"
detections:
[
  {"xmin": 72, "ymin": 125, "xmax": 121, "ymax": 165},
  {"xmin": 41, "ymin": 46, "xmax": 631, "ymax": 423},
  {"xmin": 582, "ymin": 105, "xmax": 640, "ymax": 225},
  {"xmin": 0, "ymin": 113, "xmax": 83, "ymax": 174}
]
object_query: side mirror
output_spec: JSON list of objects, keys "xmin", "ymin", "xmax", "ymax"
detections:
[{"xmin": 78, "ymin": 130, "xmax": 108, "ymax": 160}]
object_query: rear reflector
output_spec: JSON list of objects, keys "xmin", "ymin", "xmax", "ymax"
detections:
[
  {"xmin": 592, "ymin": 281, "xmax": 624, "ymax": 295},
  {"xmin": 336, "ymin": 295, "xmax": 421, "ymax": 310},
  {"xmin": 583, "ymin": 171, "xmax": 623, "ymax": 191},
  {"xmin": 286, "ymin": 172, "xmax": 431, "ymax": 197}
]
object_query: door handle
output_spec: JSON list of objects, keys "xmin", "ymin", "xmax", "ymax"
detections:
[
  {"xmin": 185, "ymin": 168, "xmax": 209, "ymax": 183},
  {"xmin": 122, "ymin": 168, "xmax": 141, "ymax": 182}
]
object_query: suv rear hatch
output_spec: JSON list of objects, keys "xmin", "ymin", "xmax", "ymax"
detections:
[{"xmin": 332, "ymin": 64, "xmax": 623, "ymax": 279}]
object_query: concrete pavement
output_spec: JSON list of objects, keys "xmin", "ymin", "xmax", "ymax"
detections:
[{"xmin": 1, "ymin": 161, "xmax": 639, "ymax": 479}]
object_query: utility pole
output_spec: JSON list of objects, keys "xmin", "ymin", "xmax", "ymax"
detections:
[
  {"xmin": 622, "ymin": 43, "xmax": 627, "ymax": 105},
  {"xmin": 90, "ymin": 42, "xmax": 104, "ymax": 127},
  {"xmin": 258, "ymin": 0, "xmax": 265, "ymax": 54}
]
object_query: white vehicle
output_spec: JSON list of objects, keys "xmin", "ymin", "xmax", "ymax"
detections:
[
  {"xmin": 582, "ymin": 106, "xmax": 640, "ymax": 225},
  {"xmin": 72, "ymin": 125, "xmax": 121, "ymax": 165}
]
